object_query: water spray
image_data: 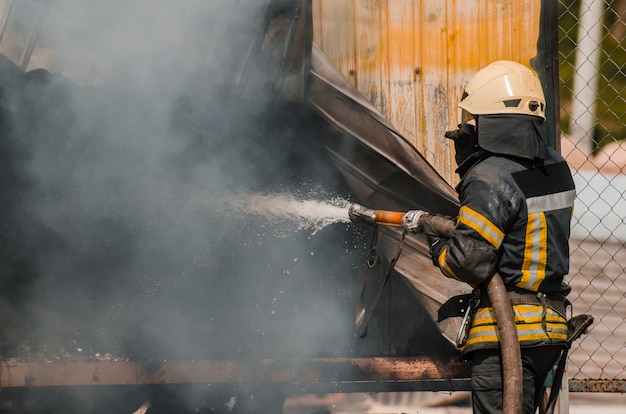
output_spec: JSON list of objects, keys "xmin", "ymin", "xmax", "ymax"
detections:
[{"xmin": 214, "ymin": 192, "xmax": 352, "ymax": 234}]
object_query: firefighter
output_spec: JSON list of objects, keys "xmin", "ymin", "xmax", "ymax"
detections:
[{"xmin": 423, "ymin": 60, "xmax": 576, "ymax": 414}]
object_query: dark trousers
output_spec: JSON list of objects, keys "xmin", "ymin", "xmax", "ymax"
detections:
[{"xmin": 469, "ymin": 346, "xmax": 564, "ymax": 414}]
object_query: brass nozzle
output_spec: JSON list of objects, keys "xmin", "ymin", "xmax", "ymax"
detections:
[
  {"xmin": 348, "ymin": 204, "xmax": 405, "ymax": 226},
  {"xmin": 348, "ymin": 203, "xmax": 377, "ymax": 225}
]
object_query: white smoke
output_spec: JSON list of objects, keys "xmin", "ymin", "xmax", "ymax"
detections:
[{"xmin": 0, "ymin": 1, "xmax": 376, "ymax": 411}]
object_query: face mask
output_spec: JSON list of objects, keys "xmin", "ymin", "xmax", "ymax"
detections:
[{"xmin": 445, "ymin": 120, "xmax": 480, "ymax": 166}]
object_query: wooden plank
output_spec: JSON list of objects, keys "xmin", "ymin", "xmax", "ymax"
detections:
[
  {"xmin": 353, "ymin": 0, "xmax": 384, "ymax": 111},
  {"xmin": 415, "ymin": 0, "xmax": 452, "ymax": 178},
  {"xmin": 312, "ymin": 0, "xmax": 356, "ymax": 84},
  {"xmin": 382, "ymin": 0, "xmax": 418, "ymax": 147}
]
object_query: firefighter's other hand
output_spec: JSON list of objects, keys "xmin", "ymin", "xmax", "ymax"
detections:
[
  {"xmin": 422, "ymin": 220, "xmax": 448, "ymax": 267},
  {"xmin": 402, "ymin": 210, "xmax": 427, "ymax": 233}
]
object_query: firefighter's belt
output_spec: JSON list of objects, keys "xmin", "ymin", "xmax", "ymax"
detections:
[{"xmin": 438, "ymin": 288, "xmax": 569, "ymax": 322}]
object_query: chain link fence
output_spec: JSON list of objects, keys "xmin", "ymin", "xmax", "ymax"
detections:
[{"xmin": 558, "ymin": 0, "xmax": 626, "ymax": 383}]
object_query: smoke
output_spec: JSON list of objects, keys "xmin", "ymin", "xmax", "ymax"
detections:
[
  {"xmin": 0, "ymin": 0, "xmax": 371, "ymax": 377},
  {"xmin": 0, "ymin": 2, "xmax": 464, "ymax": 411}
]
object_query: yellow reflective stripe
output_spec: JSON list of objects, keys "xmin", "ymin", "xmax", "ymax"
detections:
[
  {"xmin": 437, "ymin": 246, "xmax": 460, "ymax": 280},
  {"xmin": 457, "ymin": 206, "xmax": 504, "ymax": 248},
  {"xmin": 465, "ymin": 325, "xmax": 569, "ymax": 346},
  {"xmin": 472, "ymin": 307, "xmax": 497, "ymax": 324},
  {"xmin": 519, "ymin": 212, "xmax": 547, "ymax": 290},
  {"xmin": 473, "ymin": 306, "xmax": 566, "ymax": 324},
  {"xmin": 518, "ymin": 327, "xmax": 569, "ymax": 342},
  {"xmin": 464, "ymin": 305, "xmax": 568, "ymax": 348},
  {"xmin": 464, "ymin": 325, "xmax": 501, "ymax": 345}
]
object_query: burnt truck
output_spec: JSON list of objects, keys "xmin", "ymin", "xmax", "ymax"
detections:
[{"xmin": 0, "ymin": 0, "xmax": 560, "ymax": 412}]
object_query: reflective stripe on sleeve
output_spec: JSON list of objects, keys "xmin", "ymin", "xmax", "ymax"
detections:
[
  {"xmin": 437, "ymin": 246, "xmax": 462, "ymax": 281},
  {"xmin": 457, "ymin": 206, "xmax": 504, "ymax": 249}
]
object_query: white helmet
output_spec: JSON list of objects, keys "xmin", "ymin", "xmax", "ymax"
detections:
[{"xmin": 458, "ymin": 60, "xmax": 546, "ymax": 120}]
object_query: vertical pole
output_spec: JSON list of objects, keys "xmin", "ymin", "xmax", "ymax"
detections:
[
  {"xmin": 558, "ymin": 362, "xmax": 570, "ymax": 414},
  {"xmin": 531, "ymin": 0, "xmax": 560, "ymax": 151},
  {"xmin": 19, "ymin": 1, "xmax": 49, "ymax": 72},
  {"xmin": 0, "ymin": 0, "xmax": 16, "ymax": 43},
  {"xmin": 569, "ymin": 0, "xmax": 605, "ymax": 155}
]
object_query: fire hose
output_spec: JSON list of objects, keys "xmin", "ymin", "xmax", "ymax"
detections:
[{"xmin": 348, "ymin": 203, "xmax": 523, "ymax": 414}]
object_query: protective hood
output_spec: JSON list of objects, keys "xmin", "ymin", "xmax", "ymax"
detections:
[{"xmin": 476, "ymin": 114, "xmax": 548, "ymax": 161}]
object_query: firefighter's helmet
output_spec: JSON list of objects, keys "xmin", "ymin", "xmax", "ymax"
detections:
[{"xmin": 458, "ymin": 60, "xmax": 546, "ymax": 120}]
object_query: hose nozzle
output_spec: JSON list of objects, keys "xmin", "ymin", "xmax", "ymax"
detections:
[
  {"xmin": 348, "ymin": 203, "xmax": 378, "ymax": 225},
  {"xmin": 348, "ymin": 203, "xmax": 425, "ymax": 229}
]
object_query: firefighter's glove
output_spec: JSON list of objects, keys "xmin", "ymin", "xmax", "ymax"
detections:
[
  {"xmin": 444, "ymin": 120, "xmax": 476, "ymax": 142},
  {"xmin": 402, "ymin": 210, "xmax": 427, "ymax": 233},
  {"xmin": 422, "ymin": 220, "xmax": 447, "ymax": 267}
]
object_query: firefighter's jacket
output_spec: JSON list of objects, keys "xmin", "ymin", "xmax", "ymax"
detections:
[{"xmin": 435, "ymin": 147, "xmax": 576, "ymax": 354}]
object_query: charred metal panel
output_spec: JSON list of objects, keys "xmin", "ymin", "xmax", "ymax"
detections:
[
  {"xmin": 0, "ymin": 357, "xmax": 470, "ymax": 391},
  {"xmin": 0, "ymin": 0, "xmax": 310, "ymax": 101},
  {"xmin": 312, "ymin": 0, "xmax": 543, "ymax": 183}
]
